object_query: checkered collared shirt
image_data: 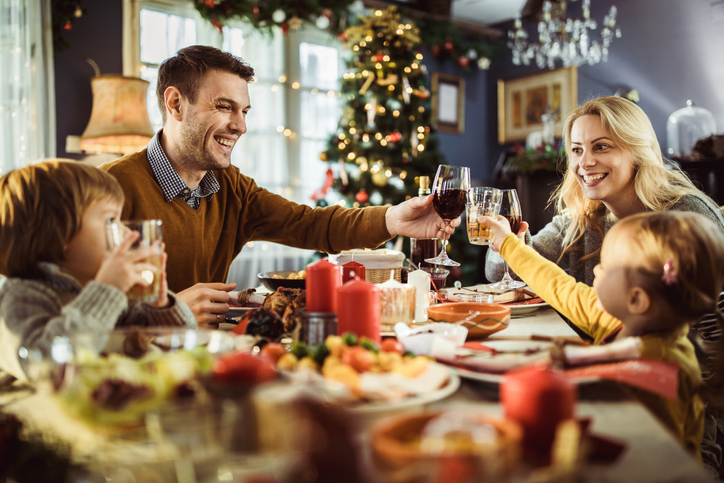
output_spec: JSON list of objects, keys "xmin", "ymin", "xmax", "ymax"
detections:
[{"xmin": 146, "ymin": 131, "xmax": 220, "ymax": 210}]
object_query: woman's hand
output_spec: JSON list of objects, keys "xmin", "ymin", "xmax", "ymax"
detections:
[
  {"xmin": 96, "ymin": 231, "xmax": 159, "ymax": 294},
  {"xmin": 177, "ymin": 282, "xmax": 237, "ymax": 327}
]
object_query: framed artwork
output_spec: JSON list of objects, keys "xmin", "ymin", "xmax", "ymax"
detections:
[
  {"xmin": 497, "ymin": 66, "xmax": 578, "ymax": 144},
  {"xmin": 432, "ymin": 72, "xmax": 465, "ymax": 134}
]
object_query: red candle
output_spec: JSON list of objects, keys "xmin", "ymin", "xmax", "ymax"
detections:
[
  {"xmin": 337, "ymin": 279, "xmax": 381, "ymax": 343},
  {"xmin": 341, "ymin": 260, "xmax": 365, "ymax": 284},
  {"xmin": 500, "ymin": 366, "xmax": 576, "ymax": 463},
  {"xmin": 306, "ymin": 258, "xmax": 341, "ymax": 313}
]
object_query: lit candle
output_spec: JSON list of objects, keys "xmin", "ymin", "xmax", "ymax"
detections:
[
  {"xmin": 407, "ymin": 270, "xmax": 430, "ymax": 322},
  {"xmin": 337, "ymin": 279, "xmax": 381, "ymax": 342},
  {"xmin": 306, "ymin": 258, "xmax": 341, "ymax": 313},
  {"xmin": 341, "ymin": 260, "xmax": 365, "ymax": 284}
]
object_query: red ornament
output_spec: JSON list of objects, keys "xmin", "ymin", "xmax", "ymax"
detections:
[
  {"xmin": 338, "ymin": 33, "xmax": 347, "ymax": 42},
  {"xmin": 457, "ymin": 56, "xmax": 470, "ymax": 68},
  {"xmin": 281, "ymin": 22, "xmax": 290, "ymax": 34},
  {"xmin": 373, "ymin": 52, "xmax": 385, "ymax": 62},
  {"xmin": 64, "ymin": 20, "xmax": 72, "ymax": 30},
  {"xmin": 211, "ymin": 19, "xmax": 223, "ymax": 33},
  {"xmin": 203, "ymin": 0, "xmax": 215, "ymax": 7},
  {"xmin": 252, "ymin": 4, "xmax": 260, "ymax": 15},
  {"xmin": 444, "ymin": 38, "xmax": 454, "ymax": 51},
  {"xmin": 430, "ymin": 44, "xmax": 441, "ymax": 57},
  {"xmin": 388, "ymin": 131, "xmax": 402, "ymax": 143},
  {"xmin": 355, "ymin": 189, "xmax": 369, "ymax": 203},
  {"xmin": 417, "ymin": 88, "xmax": 431, "ymax": 100}
]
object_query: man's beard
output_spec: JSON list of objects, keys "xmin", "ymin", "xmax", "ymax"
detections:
[{"xmin": 177, "ymin": 116, "xmax": 230, "ymax": 172}]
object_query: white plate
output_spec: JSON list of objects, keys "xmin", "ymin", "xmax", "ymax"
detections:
[
  {"xmin": 477, "ymin": 339, "xmax": 553, "ymax": 352},
  {"xmin": 349, "ymin": 370, "xmax": 461, "ymax": 414},
  {"xmin": 504, "ymin": 301, "xmax": 550, "ymax": 316},
  {"xmin": 446, "ymin": 365, "xmax": 599, "ymax": 385},
  {"xmin": 226, "ymin": 304, "xmax": 262, "ymax": 319}
]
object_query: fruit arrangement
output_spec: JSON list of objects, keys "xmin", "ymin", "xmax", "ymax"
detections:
[{"xmin": 272, "ymin": 333, "xmax": 434, "ymax": 398}]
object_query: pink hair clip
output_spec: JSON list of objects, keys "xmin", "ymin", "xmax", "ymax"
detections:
[{"xmin": 661, "ymin": 259, "xmax": 677, "ymax": 285}]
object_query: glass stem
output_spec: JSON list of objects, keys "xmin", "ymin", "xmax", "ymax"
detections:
[
  {"xmin": 501, "ymin": 261, "xmax": 514, "ymax": 281},
  {"xmin": 440, "ymin": 221, "xmax": 450, "ymax": 257}
]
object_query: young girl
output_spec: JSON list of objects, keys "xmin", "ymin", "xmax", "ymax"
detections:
[
  {"xmin": 0, "ymin": 160, "xmax": 197, "ymax": 383},
  {"xmin": 482, "ymin": 210, "xmax": 724, "ymax": 456}
]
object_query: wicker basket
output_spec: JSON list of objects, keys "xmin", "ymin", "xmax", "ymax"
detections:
[{"xmin": 366, "ymin": 268, "xmax": 402, "ymax": 284}]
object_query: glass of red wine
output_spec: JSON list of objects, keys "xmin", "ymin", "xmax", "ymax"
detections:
[
  {"xmin": 491, "ymin": 189, "xmax": 526, "ymax": 290},
  {"xmin": 424, "ymin": 164, "xmax": 470, "ymax": 267}
]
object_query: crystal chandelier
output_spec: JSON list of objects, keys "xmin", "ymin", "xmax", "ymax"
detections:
[{"xmin": 508, "ymin": 0, "xmax": 621, "ymax": 70}]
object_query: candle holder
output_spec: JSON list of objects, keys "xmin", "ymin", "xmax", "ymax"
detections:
[
  {"xmin": 299, "ymin": 310, "xmax": 338, "ymax": 346},
  {"xmin": 379, "ymin": 286, "xmax": 416, "ymax": 332}
]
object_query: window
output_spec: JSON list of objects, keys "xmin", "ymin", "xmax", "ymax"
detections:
[{"xmin": 124, "ymin": 2, "xmax": 344, "ymax": 289}]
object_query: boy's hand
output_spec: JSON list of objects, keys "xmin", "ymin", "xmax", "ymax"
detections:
[
  {"xmin": 95, "ymin": 231, "xmax": 160, "ymax": 294},
  {"xmin": 478, "ymin": 215, "xmax": 529, "ymax": 253},
  {"xmin": 145, "ymin": 248, "xmax": 169, "ymax": 308}
]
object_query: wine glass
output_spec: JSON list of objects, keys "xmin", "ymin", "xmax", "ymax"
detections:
[
  {"xmin": 424, "ymin": 165, "xmax": 471, "ymax": 267},
  {"xmin": 490, "ymin": 189, "xmax": 526, "ymax": 290}
]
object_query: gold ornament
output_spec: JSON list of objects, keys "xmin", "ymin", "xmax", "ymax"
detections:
[
  {"xmin": 319, "ymin": 151, "xmax": 328, "ymax": 161},
  {"xmin": 371, "ymin": 169, "xmax": 388, "ymax": 186}
]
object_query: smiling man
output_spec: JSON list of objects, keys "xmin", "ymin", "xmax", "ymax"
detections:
[{"xmin": 102, "ymin": 45, "xmax": 457, "ymax": 326}]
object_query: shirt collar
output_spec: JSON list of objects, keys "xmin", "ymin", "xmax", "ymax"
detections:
[{"xmin": 146, "ymin": 130, "xmax": 220, "ymax": 203}]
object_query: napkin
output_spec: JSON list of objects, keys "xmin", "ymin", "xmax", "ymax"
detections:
[
  {"xmin": 333, "ymin": 249, "xmax": 406, "ymax": 269},
  {"xmin": 562, "ymin": 337, "xmax": 642, "ymax": 366}
]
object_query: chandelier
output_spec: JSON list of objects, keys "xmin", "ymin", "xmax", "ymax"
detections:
[{"xmin": 508, "ymin": 0, "xmax": 621, "ymax": 70}]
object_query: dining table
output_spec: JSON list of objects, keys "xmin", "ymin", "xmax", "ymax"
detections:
[{"xmin": 0, "ymin": 306, "xmax": 711, "ymax": 482}]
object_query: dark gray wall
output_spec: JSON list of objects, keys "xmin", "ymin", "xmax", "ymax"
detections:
[
  {"xmin": 486, "ymin": 0, "xmax": 724, "ymax": 179},
  {"xmin": 54, "ymin": 0, "xmax": 123, "ymax": 159}
]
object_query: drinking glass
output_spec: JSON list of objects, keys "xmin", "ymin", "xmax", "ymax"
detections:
[
  {"xmin": 425, "ymin": 165, "xmax": 471, "ymax": 267},
  {"xmin": 106, "ymin": 220, "xmax": 163, "ymax": 303},
  {"xmin": 466, "ymin": 187, "xmax": 503, "ymax": 246},
  {"xmin": 490, "ymin": 190, "xmax": 526, "ymax": 290}
]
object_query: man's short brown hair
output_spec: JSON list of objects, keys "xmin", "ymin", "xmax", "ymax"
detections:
[
  {"xmin": 0, "ymin": 160, "xmax": 124, "ymax": 278},
  {"xmin": 156, "ymin": 45, "xmax": 255, "ymax": 124}
]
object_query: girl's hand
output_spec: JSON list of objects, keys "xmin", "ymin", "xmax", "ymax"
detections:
[
  {"xmin": 481, "ymin": 216, "xmax": 529, "ymax": 253},
  {"xmin": 95, "ymin": 231, "xmax": 159, "ymax": 294},
  {"xmin": 146, "ymin": 247, "xmax": 169, "ymax": 308}
]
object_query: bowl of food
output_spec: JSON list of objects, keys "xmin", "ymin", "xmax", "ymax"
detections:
[
  {"xmin": 258, "ymin": 270, "xmax": 307, "ymax": 291},
  {"xmin": 371, "ymin": 411, "xmax": 522, "ymax": 482},
  {"xmin": 426, "ymin": 303, "xmax": 511, "ymax": 339}
]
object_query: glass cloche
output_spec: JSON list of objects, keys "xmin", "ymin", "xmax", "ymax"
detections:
[{"xmin": 666, "ymin": 100, "xmax": 717, "ymax": 158}]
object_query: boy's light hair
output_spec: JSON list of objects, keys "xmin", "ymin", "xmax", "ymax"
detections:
[
  {"xmin": 0, "ymin": 159, "xmax": 124, "ymax": 278},
  {"xmin": 618, "ymin": 211, "xmax": 724, "ymax": 322},
  {"xmin": 552, "ymin": 96, "xmax": 714, "ymax": 260}
]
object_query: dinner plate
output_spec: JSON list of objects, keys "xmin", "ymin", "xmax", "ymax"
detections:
[
  {"xmin": 446, "ymin": 365, "xmax": 599, "ymax": 385},
  {"xmin": 350, "ymin": 370, "xmax": 461, "ymax": 415},
  {"xmin": 504, "ymin": 301, "xmax": 550, "ymax": 316},
  {"xmin": 226, "ymin": 304, "xmax": 261, "ymax": 319}
]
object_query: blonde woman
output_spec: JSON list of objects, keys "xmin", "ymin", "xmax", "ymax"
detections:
[{"xmin": 485, "ymin": 96, "xmax": 724, "ymax": 475}]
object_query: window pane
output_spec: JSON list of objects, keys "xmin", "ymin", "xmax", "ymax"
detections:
[
  {"xmin": 300, "ymin": 42, "xmax": 339, "ymax": 90},
  {"xmin": 140, "ymin": 66, "xmax": 162, "ymax": 131},
  {"xmin": 300, "ymin": 91, "xmax": 342, "ymax": 139},
  {"xmin": 140, "ymin": 9, "xmax": 196, "ymax": 64}
]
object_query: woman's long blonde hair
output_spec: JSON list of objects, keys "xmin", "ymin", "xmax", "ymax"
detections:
[{"xmin": 551, "ymin": 96, "xmax": 710, "ymax": 258}]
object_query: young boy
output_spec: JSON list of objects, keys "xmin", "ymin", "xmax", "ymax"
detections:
[{"xmin": 0, "ymin": 160, "xmax": 196, "ymax": 382}]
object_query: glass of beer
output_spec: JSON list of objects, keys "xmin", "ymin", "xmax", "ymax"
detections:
[
  {"xmin": 466, "ymin": 187, "xmax": 502, "ymax": 245},
  {"xmin": 106, "ymin": 220, "xmax": 163, "ymax": 303}
]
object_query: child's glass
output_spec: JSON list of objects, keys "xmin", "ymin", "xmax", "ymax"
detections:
[{"xmin": 106, "ymin": 220, "xmax": 163, "ymax": 303}]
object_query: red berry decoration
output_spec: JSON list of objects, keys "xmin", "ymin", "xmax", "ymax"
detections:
[
  {"xmin": 444, "ymin": 38, "xmax": 454, "ymax": 51},
  {"xmin": 252, "ymin": 4, "xmax": 259, "ymax": 15},
  {"xmin": 355, "ymin": 190, "xmax": 369, "ymax": 203},
  {"xmin": 458, "ymin": 56, "xmax": 470, "ymax": 68}
]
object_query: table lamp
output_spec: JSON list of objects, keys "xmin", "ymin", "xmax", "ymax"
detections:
[{"xmin": 79, "ymin": 74, "xmax": 154, "ymax": 155}]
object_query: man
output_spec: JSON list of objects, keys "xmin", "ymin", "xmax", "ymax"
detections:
[{"xmin": 102, "ymin": 45, "xmax": 458, "ymax": 325}]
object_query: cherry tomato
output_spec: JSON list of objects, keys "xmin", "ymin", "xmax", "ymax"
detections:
[
  {"xmin": 380, "ymin": 338, "xmax": 404, "ymax": 354},
  {"xmin": 212, "ymin": 351, "xmax": 277, "ymax": 384},
  {"xmin": 341, "ymin": 346, "xmax": 373, "ymax": 373},
  {"xmin": 260, "ymin": 342, "xmax": 287, "ymax": 363}
]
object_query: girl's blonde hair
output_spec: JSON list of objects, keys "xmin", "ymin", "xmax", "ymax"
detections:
[
  {"xmin": 552, "ymin": 96, "xmax": 712, "ymax": 259},
  {"xmin": 0, "ymin": 159, "xmax": 124, "ymax": 278},
  {"xmin": 617, "ymin": 211, "xmax": 724, "ymax": 400}
]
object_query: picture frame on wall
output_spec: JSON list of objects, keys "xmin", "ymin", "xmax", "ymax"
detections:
[
  {"xmin": 432, "ymin": 72, "xmax": 465, "ymax": 134},
  {"xmin": 497, "ymin": 66, "xmax": 578, "ymax": 144}
]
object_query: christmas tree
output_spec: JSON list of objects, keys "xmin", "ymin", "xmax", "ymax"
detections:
[{"xmin": 319, "ymin": 6, "xmax": 445, "ymax": 209}]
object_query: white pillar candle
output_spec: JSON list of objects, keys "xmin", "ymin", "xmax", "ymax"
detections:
[{"xmin": 408, "ymin": 269, "xmax": 430, "ymax": 322}]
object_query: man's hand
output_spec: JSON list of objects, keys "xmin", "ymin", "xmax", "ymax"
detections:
[
  {"xmin": 385, "ymin": 195, "xmax": 461, "ymax": 240},
  {"xmin": 479, "ymin": 215, "xmax": 529, "ymax": 253},
  {"xmin": 177, "ymin": 282, "xmax": 237, "ymax": 327}
]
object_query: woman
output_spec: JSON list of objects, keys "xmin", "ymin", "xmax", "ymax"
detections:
[{"xmin": 485, "ymin": 95, "xmax": 724, "ymax": 474}]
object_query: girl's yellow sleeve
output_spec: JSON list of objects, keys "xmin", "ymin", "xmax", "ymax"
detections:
[{"xmin": 499, "ymin": 234, "xmax": 622, "ymax": 344}]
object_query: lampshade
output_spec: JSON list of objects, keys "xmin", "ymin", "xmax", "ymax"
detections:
[{"xmin": 80, "ymin": 75, "xmax": 155, "ymax": 155}]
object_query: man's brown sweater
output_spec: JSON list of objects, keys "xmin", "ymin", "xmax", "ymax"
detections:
[{"xmin": 102, "ymin": 150, "xmax": 392, "ymax": 293}]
